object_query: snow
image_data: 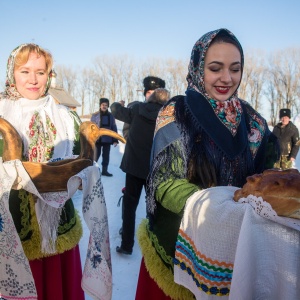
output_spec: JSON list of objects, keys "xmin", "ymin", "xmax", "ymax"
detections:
[{"xmin": 74, "ymin": 120, "xmax": 145, "ymax": 300}]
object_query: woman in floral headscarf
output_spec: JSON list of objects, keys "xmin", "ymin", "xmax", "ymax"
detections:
[
  {"xmin": 0, "ymin": 44, "xmax": 84, "ymax": 300},
  {"xmin": 135, "ymin": 29, "xmax": 279, "ymax": 299}
]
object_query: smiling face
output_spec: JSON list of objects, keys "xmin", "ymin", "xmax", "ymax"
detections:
[
  {"xmin": 14, "ymin": 52, "xmax": 48, "ymax": 100},
  {"xmin": 204, "ymin": 42, "xmax": 242, "ymax": 102}
]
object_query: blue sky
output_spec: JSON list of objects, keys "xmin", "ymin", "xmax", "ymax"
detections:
[{"xmin": 1, "ymin": 0, "xmax": 299, "ymax": 85}]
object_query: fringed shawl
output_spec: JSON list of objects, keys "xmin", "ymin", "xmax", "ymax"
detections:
[
  {"xmin": 178, "ymin": 89, "xmax": 270, "ymax": 185},
  {"xmin": 146, "ymin": 93, "xmax": 278, "ymax": 215}
]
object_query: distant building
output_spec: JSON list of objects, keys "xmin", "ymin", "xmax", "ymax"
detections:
[{"xmin": 48, "ymin": 70, "xmax": 81, "ymax": 111}]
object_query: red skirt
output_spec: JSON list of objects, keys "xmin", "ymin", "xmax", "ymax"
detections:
[
  {"xmin": 135, "ymin": 258, "xmax": 173, "ymax": 300},
  {"xmin": 29, "ymin": 245, "xmax": 84, "ymax": 300}
]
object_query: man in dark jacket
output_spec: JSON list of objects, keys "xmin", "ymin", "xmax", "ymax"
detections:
[
  {"xmin": 91, "ymin": 97, "xmax": 118, "ymax": 176},
  {"xmin": 272, "ymin": 108, "xmax": 299, "ymax": 169},
  {"xmin": 122, "ymin": 76, "xmax": 166, "ymax": 140},
  {"xmin": 111, "ymin": 87, "xmax": 170, "ymax": 254}
]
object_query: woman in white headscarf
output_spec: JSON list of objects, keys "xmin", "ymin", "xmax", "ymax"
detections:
[{"xmin": 0, "ymin": 44, "xmax": 84, "ymax": 300}]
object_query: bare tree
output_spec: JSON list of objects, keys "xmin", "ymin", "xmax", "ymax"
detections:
[
  {"xmin": 267, "ymin": 48, "xmax": 300, "ymax": 121},
  {"xmin": 54, "ymin": 48, "xmax": 300, "ymax": 122},
  {"xmin": 239, "ymin": 50, "xmax": 266, "ymax": 112},
  {"xmin": 165, "ymin": 58, "xmax": 188, "ymax": 97},
  {"xmin": 264, "ymin": 76, "xmax": 278, "ymax": 126},
  {"xmin": 56, "ymin": 65, "xmax": 78, "ymax": 95},
  {"xmin": 76, "ymin": 68, "xmax": 95, "ymax": 116}
]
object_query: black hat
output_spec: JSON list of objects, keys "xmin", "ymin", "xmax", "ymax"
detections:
[
  {"xmin": 143, "ymin": 76, "xmax": 165, "ymax": 96},
  {"xmin": 100, "ymin": 98, "xmax": 109, "ymax": 106},
  {"xmin": 279, "ymin": 108, "xmax": 291, "ymax": 119}
]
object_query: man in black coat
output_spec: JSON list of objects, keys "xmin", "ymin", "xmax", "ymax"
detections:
[
  {"xmin": 122, "ymin": 76, "xmax": 166, "ymax": 140},
  {"xmin": 272, "ymin": 108, "xmax": 299, "ymax": 169},
  {"xmin": 111, "ymin": 85, "xmax": 170, "ymax": 254}
]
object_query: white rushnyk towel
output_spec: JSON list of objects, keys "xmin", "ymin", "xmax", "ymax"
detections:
[
  {"xmin": 0, "ymin": 159, "xmax": 112, "ymax": 300},
  {"xmin": 174, "ymin": 186, "xmax": 300, "ymax": 300}
]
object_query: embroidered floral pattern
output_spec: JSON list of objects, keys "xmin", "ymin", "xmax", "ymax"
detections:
[
  {"xmin": 82, "ymin": 177, "xmax": 104, "ymax": 213},
  {"xmin": 0, "ymin": 160, "xmax": 37, "ymax": 299},
  {"xmin": 247, "ymin": 109, "xmax": 265, "ymax": 158},
  {"xmin": 0, "ymin": 264, "xmax": 36, "ymax": 297},
  {"xmin": 209, "ymin": 98, "xmax": 242, "ymax": 136},
  {"xmin": 154, "ymin": 101, "xmax": 176, "ymax": 134},
  {"xmin": 186, "ymin": 28, "xmax": 243, "ymax": 101},
  {"xmin": 80, "ymin": 167, "xmax": 112, "ymax": 299},
  {"xmin": 26, "ymin": 112, "xmax": 56, "ymax": 162}
]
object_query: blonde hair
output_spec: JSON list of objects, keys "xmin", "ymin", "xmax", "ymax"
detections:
[{"xmin": 14, "ymin": 44, "xmax": 53, "ymax": 74}]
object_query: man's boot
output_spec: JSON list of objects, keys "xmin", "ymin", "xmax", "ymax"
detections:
[{"xmin": 102, "ymin": 166, "xmax": 113, "ymax": 177}]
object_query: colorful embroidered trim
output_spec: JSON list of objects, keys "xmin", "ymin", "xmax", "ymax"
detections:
[{"xmin": 174, "ymin": 229, "xmax": 233, "ymax": 296}]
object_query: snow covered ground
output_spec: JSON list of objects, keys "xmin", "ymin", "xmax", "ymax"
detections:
[{"xmin": 75, "ymin": 120, "xmax": 145, "ymax": 300}]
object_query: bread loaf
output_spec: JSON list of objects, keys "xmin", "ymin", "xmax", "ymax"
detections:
[{"xmin": 233, "ymin": 169, "xmax": 300, "ymax": 219}]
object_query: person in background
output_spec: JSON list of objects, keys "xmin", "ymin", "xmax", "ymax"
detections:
[
  {"xmin": 272, "ymin": 108, "xmax": 299, "ymax": 169},
  {"xmin": 91, "ymin": 97, "xmax": 118, "ymax": 176},
  {"xmin": 122, "ymin": 76, "xmax": 166, "ymax": 140},
  {"xmin": 135, "ymin": 28, "xmax": 279, "ymax": 299},
  {"xmin": 111, "ymin": 88, "xmax": 170, "ymax": 255},
  {"xmin": 293, "ymin": 112, "xmax": 300, "ymax": 170},
  {"xmin": 118, "ymin": 76, "xmax": 166, "ymax": 232},
  {"xmin": 0, "ymin": 43, "xmax": 85, "ymax": 300}
]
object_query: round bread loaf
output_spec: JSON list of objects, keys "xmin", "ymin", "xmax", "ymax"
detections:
[{"xmin": 233, "ymin": 168, "xmax": 300, "ymax": 219}]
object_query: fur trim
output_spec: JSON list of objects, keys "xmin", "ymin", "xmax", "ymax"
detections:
[
  {"xmin": 143, "ymin": 76, "xmax": 166, "ymax": 96},
  {"xmin": 22, "ymin": 194, "xmax": 83, "ymax": 260},
  {"xmin": 137, "ymin": 219, "xmax": 195, "ymax": 300}
]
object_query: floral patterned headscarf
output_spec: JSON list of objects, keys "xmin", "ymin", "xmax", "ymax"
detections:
[
  {"xmin": 2, "ymin": 43, "xmax": 53, "ymax": 100},
  {"xmin": 186, "ymin": 28, "xmax": 244, "ymax": 135},
  {"xmin": 187, "ymin": 28, "xmax": 244, "ymax": 100}
]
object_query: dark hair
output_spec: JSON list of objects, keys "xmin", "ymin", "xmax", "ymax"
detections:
[
  {"xmin": 209, "ymin": 30, "xmax": 244, "ymax": 73},
  {"xmin": 99, "ymin": 97, "xmax": 109, "ymax": 106},
  {"xmin": 210, "ymin": 31, "xmax": 242, "ymax": 53}
]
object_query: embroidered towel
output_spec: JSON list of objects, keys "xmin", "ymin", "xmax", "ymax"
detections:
[
  {"xmin": 0, "ymin": 159, "xmax": 112, "ymax": 300},
  {"xmin": 174, "ymin": 186, "xmax": 300, "ymax": 299}
]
